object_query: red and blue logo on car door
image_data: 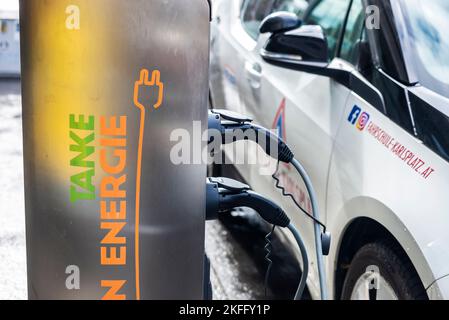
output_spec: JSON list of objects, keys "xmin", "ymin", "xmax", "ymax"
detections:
[{"xmin": 273, "ymin": 98, "xmax": 287, "ymax": 141}]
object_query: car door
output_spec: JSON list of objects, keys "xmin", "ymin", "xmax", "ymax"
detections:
[
  {"xmin": 237, "ymin": 0, "xmax": 355, "ymax": 296},
  {"xmin": 326, "ymin": 0, "xmax": 449, "ymax": 298},
  {"xmin": 210, "ymin": 0, "xmax": 243, "ymax": 114},
  {"xmin": 210, "ymin": 0, "xmax": 275, "ymax": 114},
  {"xmin": 210, "ymin": 0, "xmax": 279, "ymax": 180},
  {"xmin": 238, "ymin": 0, "xmax": 310, "ymax": 115}
]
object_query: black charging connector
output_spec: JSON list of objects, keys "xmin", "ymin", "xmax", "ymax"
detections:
[
  {"xmin": 206, "ymin": 177, "xmax": 290, "ymax": 228},
  {"xmin": 208, "ymin": 109, "xmax": 294, "ymax": 163},
  {"xmin": 208, "ymin": 109, "xmax": 328, "ymax": 247},
  {"xmin": 205, "ymin": 176, "xmax": 308, "ymax": 300},
  {"xmin": 207, "ymin": 108, "xmax": 330, "ymax": 299}
]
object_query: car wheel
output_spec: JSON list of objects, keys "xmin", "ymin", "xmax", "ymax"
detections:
[{"xmin": 341, "ymin": 241, "xmax": 427, "ymax": 300}]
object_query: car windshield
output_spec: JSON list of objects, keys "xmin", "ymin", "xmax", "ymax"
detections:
[{"xmin": 402, "ymin": 0, "xmax": 449, "ymax": 99}]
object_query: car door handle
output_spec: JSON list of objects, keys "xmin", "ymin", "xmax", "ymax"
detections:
[{"xmin": 244, "ymin": 61, "xmax": 262, "ymax": 89}]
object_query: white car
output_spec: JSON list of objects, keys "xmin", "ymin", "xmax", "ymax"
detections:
[
  {"xmin": 0, "ymin": 0, "xmax": 20, "ymax": 77},
  {"xmin": 210, "ymin": 0, "xmax": 449, "ymax": 300}
]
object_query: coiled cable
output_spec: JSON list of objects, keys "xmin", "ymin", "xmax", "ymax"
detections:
[
  {"xmin": 264, "ymin": 225, "xmax": 276, "ymax": 298},
  {"xmin": 272, "ymin": 161, "xmax": 326, "ymax": 233}
]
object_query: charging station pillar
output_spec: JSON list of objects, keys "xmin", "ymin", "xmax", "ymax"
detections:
[{"xmin": 20, "ymin": 0, "xmax": 210, "ymax": 299}]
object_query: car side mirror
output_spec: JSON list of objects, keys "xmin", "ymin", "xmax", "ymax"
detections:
[
  {"xmin": 260, "ymin": 24, "xmax": 330, "ymax": 75},
  {"xmin": 259, "ymin": 11, "xmax": 302, "ymax": 34},
  {"xmin": 260, "ymin": 21, "xmax": 386, "ymax": 113}
]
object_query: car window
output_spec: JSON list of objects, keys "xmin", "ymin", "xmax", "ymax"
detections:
[
  {"xmin": 241, "ymin": 0, "xmax": 276, "ymax": 40},
  {"xmin": 339, "ymin": 0, "xmax": 365, "ymax": 65},
  {"xmin": 364, "ymin": 0, "xmax": 409, "ymax": 83},
  {"xmin": 241, "ymin": 0, "xmax": 312, "ymax": 40},
  {"xmin": 303, "ymin": 0, "xmax": 351, "ymax": 60},
  {"xmin": 402, "ymin": 0, "xmax": 449, "ymax": 99},
  {"xmin": 271, "ymin": 0, "xmax": 310, "ymax": 17}
]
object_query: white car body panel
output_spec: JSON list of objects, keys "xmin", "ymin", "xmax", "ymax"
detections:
[
  {"xmin": 329, "ymin": 89, "xmax": 449, "ymax": 292},
  {"xmin": 210, "ymin": 0, "xmax": 449, "ymax": 299}
]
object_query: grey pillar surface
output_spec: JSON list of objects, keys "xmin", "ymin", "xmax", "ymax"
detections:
[{"xmin": 20, "ymin": 0, "xmax": 210, "ymax": 299}]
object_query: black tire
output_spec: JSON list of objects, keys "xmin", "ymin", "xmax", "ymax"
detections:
[{"xmin": 341, "ymin": 241, "xmax": 428, "ymax": 300}]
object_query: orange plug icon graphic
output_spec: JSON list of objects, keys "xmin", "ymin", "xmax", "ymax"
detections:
[
  {"xmin": 133, "ymin": 69, "xmax": 164, "ymax": 111},
  {"xmin": 132, "ymin": 68, "xmax": 164, "ymax": 300}
]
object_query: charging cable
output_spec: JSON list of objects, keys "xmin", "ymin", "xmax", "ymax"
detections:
[
  {"xmin": 206, "ymin": 177, "xmax": 308, "ymax": 300},
  {"xmin": 208, "ymin": 109, "xmax": 330, "ymax": 300}
]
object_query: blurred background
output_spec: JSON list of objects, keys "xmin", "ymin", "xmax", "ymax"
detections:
[{"xmin": 0, "ymin": 0, "xmax": 26, "ymax": 300}]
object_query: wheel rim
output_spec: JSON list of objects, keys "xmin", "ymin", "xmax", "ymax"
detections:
[{"xmin": 350, "ymin": 271, "xmax": 398, "ymax": 300}]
